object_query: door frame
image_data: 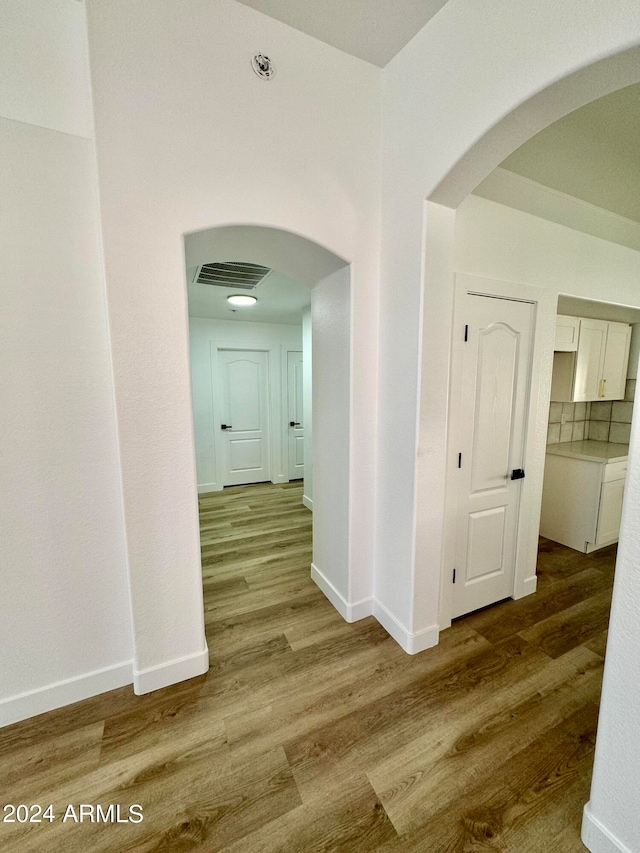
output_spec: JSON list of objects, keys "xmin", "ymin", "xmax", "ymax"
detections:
[{"xmin": 439, "ymin": 272, "xmax": 556, "ymax": 629}]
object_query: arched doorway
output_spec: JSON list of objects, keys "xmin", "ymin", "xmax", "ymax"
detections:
[
  {"xmin": 183, "ymin": 224, "xmax": 354, "ymax": 623},
  {"xmin": 409, "ymin": 45, "xmax": 640, "ymax": 643}
]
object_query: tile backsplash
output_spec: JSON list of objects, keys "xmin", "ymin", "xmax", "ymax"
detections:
[
  {"xmin": 547, "ymin": 379, "xmax": 635, "ymax": 445},
  {"xmin": 547, "ymin": 401, "xmax": 589, "ymax": 444}
]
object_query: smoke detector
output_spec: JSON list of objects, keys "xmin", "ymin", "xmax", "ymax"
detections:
[{"xmin": 252, "ymin": 54, "xmax": 274, "ymax": 80}]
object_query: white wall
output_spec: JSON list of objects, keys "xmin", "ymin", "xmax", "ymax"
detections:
[
  {"xmin": 455, "ymin": 195, "xmax": 640, "ymax": 305},
  {"xmin": 302, "ymin": 309, "xmax": 313, "ymax": 509},
  {"xmin": 0, "ymin": 0, "xmax": 93, "ymax": 138},
  {"xmin": 0, "ymin": 0, "xmax": 132, "ymax": 726},
  {"xmin": 189, "ymin": 317, "xmax": 302, "ymax": 491},
  {"xmin": 584, "ymin": 421, "xmax": 640, "ymax": 853},
  {"xmin": 310, "ymin": 269, "xmax": 354, "ymax": 615},
  {"xmin": 474, "ymin": 167, "xmax": 640, "ymax": 255},
  {"xmin": 85, "ymin": 0, "xmax": 381, "ymax": 678}
]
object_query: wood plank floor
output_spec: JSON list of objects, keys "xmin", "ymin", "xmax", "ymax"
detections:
[{"xmin": 0, "ymin": 481, "xmax": 615, "ymax": 852}]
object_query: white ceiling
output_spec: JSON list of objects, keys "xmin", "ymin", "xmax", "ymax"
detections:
[
  {"xmin": 501, "ymin": 83, "xmax": 640, "ymax": 224},
  {"xmin": 187, "ymin": 267, "xmax": 310, "ymax": 325},
  {"xmin": 234, "ymin": 0, "xmax": 449, "ymax": 67}
]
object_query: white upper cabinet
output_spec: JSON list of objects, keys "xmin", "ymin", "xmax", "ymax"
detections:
[
  {"xmin": 554, "ymin": 315, "xmax": 580, "ymax": 351},
  {"xmin": 551, "ymin": 317, "xmax": 631, "ymax": 402},
  {"xmin": 601, "ymin": 322, "xmax": 633, "ymax": 400},
  {"xmin": 573, "ymin": 319, "xmax": 608, "ymax": 401}
]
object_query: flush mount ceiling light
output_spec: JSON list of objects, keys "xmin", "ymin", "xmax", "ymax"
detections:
[{"xmin": 227, "ymin": 294, "xmax": 258, "ymax": 307}]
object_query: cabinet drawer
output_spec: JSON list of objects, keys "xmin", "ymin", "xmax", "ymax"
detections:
[{"xmin": 603, "ymin": 460, "xmax": 627, "ymax": 482}]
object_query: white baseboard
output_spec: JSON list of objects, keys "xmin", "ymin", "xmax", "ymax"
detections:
[
  {"xmin": 373, "ymin": 599, "xmax": 439, "ymax": 654},
  {"xmin": 582, "ymin": 802, "xmax": 633, "ymax": 853},
  {"xmin": 515, "ymin": 575, "xmax": 538, "ymax": 599},
  {"xmin": 133, "ymin": 646, "xmax": 210, "ymax": 695},
  {"xmin": 0, "ymin": 661, "xmax": 133, "ymax": 729},
  {"xmin": 310, "ymin": 564, "xmax": 440, "ymax": 652},
  {"xmin": 311, "ymin": 563, "xmax": 372, "ymax": 623},
  {"xmin": 197, "ymin": 482, "xmax": 222, "ymax": 494},
  {"xmin": 302, "ymin": 495, "xmax": 313, "ymax": 511}
]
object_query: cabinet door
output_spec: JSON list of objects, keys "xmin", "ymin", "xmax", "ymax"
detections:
[
  {"xmin": 601, "ymin": 322, "xmax": 631, "ymax": 400},
  {"xmin": 573, "ymin": 319, "xmax": 607, "ymax": 402},
  {"xmin": 596, "ymin": 478, "xmax": 625, "ymax": 545},
  {"xmin": 555, "ymin": 316, "xmax": 580, "ymax": 351}
]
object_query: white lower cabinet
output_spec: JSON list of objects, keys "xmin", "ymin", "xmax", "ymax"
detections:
[
  {"xmin": 540, "ymin": 451, "xmax": 626, "ymax": 553},
  {"xmin": 596, "ymin": 478, "xmax": 625, "ymax": 546}
]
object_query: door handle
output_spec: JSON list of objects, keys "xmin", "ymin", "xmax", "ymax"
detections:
[
  {"xmin": 221, "ymin": 424, "xmax": 232, "ymax": 430},
  {"xmin": 289, "ymin": 421, "xmax": 301, "ymax": 427},
  {"xmin": 511, "ymin": 468, "xmax": 525, "ymax": 480}
]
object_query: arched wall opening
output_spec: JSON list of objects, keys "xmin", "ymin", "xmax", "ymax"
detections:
[
  {"xmin": 184, "ymin": 224, "xmax": 353, "ymax": 618},
  {"xmin": 415, "ymin": 45, "xmax": 640, "ymax": 635},
  {"xmin": 416, "ymin": 44, "xmax": 640, "ymax": 853}
]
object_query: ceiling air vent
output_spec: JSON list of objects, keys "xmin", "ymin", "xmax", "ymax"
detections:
[{"xmin": 195, "ymin": 262, "xmax": 271, "ymax": 290}]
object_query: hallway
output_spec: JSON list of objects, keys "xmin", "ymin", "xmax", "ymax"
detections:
[{"xmin": 0, "ymin": 483, "xmax": 613, "ymax": 851}]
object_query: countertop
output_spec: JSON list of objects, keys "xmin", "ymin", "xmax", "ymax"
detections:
[{"xmin": 546, "ymin": 440, "xmax": 629, "ymax": 463}]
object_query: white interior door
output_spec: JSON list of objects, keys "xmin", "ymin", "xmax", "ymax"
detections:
[
  {"xmin": 453, "ymin": 293, "xmax": 535, "ymax": 618},
  {"xmin": 218, "ymin": 349, "xmax": 270, "ymax": 486},
  {"xmin": 287, "ymin": 350, "xmax": 304, "ymax": 480}
]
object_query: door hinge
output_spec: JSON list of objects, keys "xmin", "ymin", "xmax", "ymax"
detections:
[
  {"xmin": 453, "ymin": 568, "xmax": 456, "ymax": 583},
  {"xmin": 458, "ymin": 452, "xmax": 462, "ymax": 468},
  {"xmin": 464, "ymin": 324, "xmax": 469, "ymax": 342}
]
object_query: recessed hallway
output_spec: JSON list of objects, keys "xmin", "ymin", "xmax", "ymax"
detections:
[{"xmin": 0, "ymin": 483, "xmax": 613, "ymax": 851}]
